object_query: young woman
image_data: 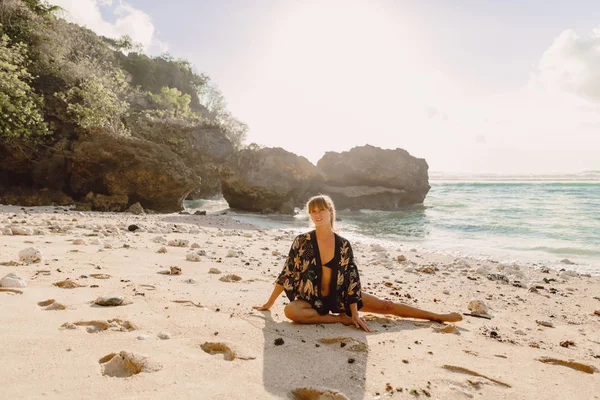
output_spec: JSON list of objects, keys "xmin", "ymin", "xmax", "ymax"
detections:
[{"xmin": 253, "ymin": 195, "xmax": 462, "ymax": 332}]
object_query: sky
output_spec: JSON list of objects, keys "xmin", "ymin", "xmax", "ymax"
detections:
[{"xmin": 48, "ymin": 0, "xmax": 600, "ymax": 174}]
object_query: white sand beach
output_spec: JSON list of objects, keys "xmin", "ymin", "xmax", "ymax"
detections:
[{"xmin": 1, "ymin": 205, "xmax": 599, "ymax": 399}]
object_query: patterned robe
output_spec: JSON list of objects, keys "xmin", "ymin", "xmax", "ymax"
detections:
[{"xmin": 276, "ymin": 231, "xmax": 363, "ymax": 316}]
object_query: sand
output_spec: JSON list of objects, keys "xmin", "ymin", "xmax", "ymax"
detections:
[{"xmin": 1, "ymin": 205, "xmax": 599, "ymax": 399}]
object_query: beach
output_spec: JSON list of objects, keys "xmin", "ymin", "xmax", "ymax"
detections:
[{"xmin": 1, "ymin": 205, "xmax": 599, "ymax": 400}]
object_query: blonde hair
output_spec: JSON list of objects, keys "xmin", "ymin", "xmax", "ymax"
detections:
[{"xmin": 306, "ymin": 194, "xmax": 336, "ymax": 230}]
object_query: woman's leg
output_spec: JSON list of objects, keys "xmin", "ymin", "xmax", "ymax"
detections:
[
  {"xmin": 360, "ymin": 292, "xmax": 462, "ymax": 322},
  {"xmin": 284, "ymin": 300, "xmax": 352, "ymax": 325}
]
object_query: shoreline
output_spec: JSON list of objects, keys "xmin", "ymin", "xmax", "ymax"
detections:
[{"xmin": 1, "ymin": 205, "xmax": 600, "ymax": 399}]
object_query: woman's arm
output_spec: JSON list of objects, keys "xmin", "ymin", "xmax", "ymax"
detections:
[
  {"xmin": 253, "ymin": 284, "xmax": 284, "ymax": 311},
  {"xmin": 254, "ymin": 235, "xmax": 301, "ymax": 310}
]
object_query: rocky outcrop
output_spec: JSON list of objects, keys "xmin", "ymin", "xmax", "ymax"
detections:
[
  {"xmin": 316, "ymin": 145, "xmax": 430, "ymax": 209},
  {"xmin": 68, "ymin": 135, "xmax": 199, "ymax": 212},
  {"xmin": 220, "ymin": 147, "xmax": 325, "ymax": 213},
  {"xmin": 183, "ymin": 127, "xmax": 234, "ymax": 199},
  {"xmin": 0, "ymin": 134, "xmax": 199, "ymax": 212}
]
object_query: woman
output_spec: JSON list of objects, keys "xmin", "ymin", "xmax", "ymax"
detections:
[{"xmin": 253, "ymin": 195, "xmax": 462, "ymax": 332}]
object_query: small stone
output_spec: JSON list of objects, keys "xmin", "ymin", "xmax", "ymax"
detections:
[
  {"xmin": 157, "ymin": 332, "xmax": 171, "ymax": 340},
  {"xmin": 157, "ymin": 247, "xmax": 167, "ymax": 254},
  {"xmin": 209, "ymin": 268, "xmax": 222, "ymax": 274},
  {"xmin": 219, "ymin": 274, "xmax": 242, "ymax": 282},
  {"xmin": 72, "ymin": 239, "xmax": 86, "ymax": 245},
  {"xmin": 274, "ymin": 338, "xmax": 284, "ymax": 346},
  {"xmin": 186, "ymin": 253, "xmax": 201, "ymax": 262},
  {"xmin": 128, "ymin": 224, "xmax": 140, "ymax": 232},
  {"xmin": 94, "ymin": 296, "xmax": 125, "ymax": 306},
  {"xmin": 536, "ymin": 320, "xmax": 554, "ymax": 328},
  {"xmin": 18, "ymin": 247, "xmax": 43, "ymax": 263},
  {"xmin": 467, "ymin": 299, "xmax": 490, "ymax": 316},
  {"xmin": 137, "ymin": 334, "xmax": 150, "ymax": 340},
  {"xmin": 397, "ymin": 255, "xmax": 407, "ymax": 262},
  {"xmin": 0, "ymin": 273, "xmax": 27, "ymax": 288},
  {"xmin": 226, "ymin": 249, "xmax": 237, "ymax": 258}
]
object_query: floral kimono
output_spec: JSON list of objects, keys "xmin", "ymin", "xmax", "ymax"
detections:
[{"xmin": 276, "ymin": 230, "xmax": 363, "ymax": 316}]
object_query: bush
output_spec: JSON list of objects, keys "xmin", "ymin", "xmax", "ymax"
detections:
[{"xmin": 0, "ymin": 33, "xmax": 48, "ymax": 141}]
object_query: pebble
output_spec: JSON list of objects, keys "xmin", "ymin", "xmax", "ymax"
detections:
[
  {"xmin": 94, "ymin": 296, "xmax": 124, "ymax": 306},
  {"xmin": 157, "ymin": 332, "xmax": 171, "ymax": 340},
  {"xmin": 467, "ymin": 299, "xmax": 490, "ymax": 316},
  {"xmin": 536, "ymin": 320, "xmax": 554, "ymax": 328},
  {"xmin": 0, "ymin": 273, "xmax": 27, "ymax": 288},
  {"xmin": 186, "ymin": 253, "xmax": 201, "ymax": 262},
  {"xmin": 18, "ymin": 247, "xmax": 43, "ymax": 263},
  {"xmin": 137, "ymin": 334, "xmax": 150, "ymax": 340}
]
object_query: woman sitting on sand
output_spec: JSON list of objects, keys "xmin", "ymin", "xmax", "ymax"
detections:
[{"xmin": 254, "ymin": 195, "xmax": 462, "ymax": 332}]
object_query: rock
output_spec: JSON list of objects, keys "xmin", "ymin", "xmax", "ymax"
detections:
[
  {"xmin": 397, "ymin": 255, "xmax": 407, "ymax": 262},
  {"xmin": 72, "ymin": 239, "xmax": 87, "ymax": 245},
  {"xmin": 220, "ymin": 147, "xmax": 325, "ymax": 214},
  {"xmin": 186, "ymin": 253, "xmax": 201, "ymax": 262},
  {"xmin": 316, "ymin": 145, "xmax": 430, "ymax": 209},
  {"xmin": 209, "ymin": 268, "xmax": 222, "ymax": 274},
  {"xmin": 193, "ymin": 210, "xmax": 207, "ymax": 215},
  {"xmin": 157, "ymin": 247, "xmax": 167, "ymax": 254},
  {"xmin": 10, "ymin": 227, "xmax": 32, "ymax": 236},
  {"xmin": 486, "ymin": 273, "xmax": 509, "ymax": 284},
  {"xmin": 0, "ymin": 273, "xmax": 27, "ymax": 288},
  {"xmin": 168, "ymin": 239, "xmax": 189, "ymax": 247},
  {"xmin": 126, "ymin": 202, "xmax": 145, "ymax": 215},
  {"xmin": 560, "ymin": 259, "xmax": 575, "ymax": 265},
  {"xmin": 137, "ymin": 335, "xmax": 150, "ymax": 340},
  {"xmin": 157, "ymin": 332, "xmax": 171, "ymax": 340},
  {"xmin": 467, "ymin": 300, "xmax": 490, "ymax": 316},
  {"xmin": 219, "ymin": 274, "xmax": 242, "ymax": 282},
  {"xmin": 94, "ymin": 296, "xmax": 125, "ymax": 307},
  {"xmin": 69, "ymin": 134, "xmax": 199, "ymax": 212},
  {"xmin": 18, "ymin": 247, "xmax": 43, "ymax": 263},
  {"xmin": 128, "ymin": 224, "xmax": 140, "ymax": 232},
  {"xmin": 82, "ymin": 192, "xmax": 129, "ymax": 212},
  {"xmin": 226, "ymin": 249, "xmax": 237, "ymax": 258},
  {"xmin": 536, "ymin": 320, "xmax": 554, "ymax": 328}
]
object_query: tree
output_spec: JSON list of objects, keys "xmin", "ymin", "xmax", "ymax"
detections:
[
  {"xmin": 0, "ymin": 33, "xmax": 48, "ymax": 141},
  {"xmin": 55, "ymin": 69, "xmax": 129, "ymax": 134},
  {"xmin": 148, "ymin": 86, "xmax": 192, "ymax": 117}
]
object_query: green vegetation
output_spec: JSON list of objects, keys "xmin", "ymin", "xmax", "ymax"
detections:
[{"xmin": 0, "ymin": 0, "xmax": 247, "ymax": 148}]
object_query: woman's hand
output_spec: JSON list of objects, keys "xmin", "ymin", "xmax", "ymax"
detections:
[
  {"xmin": 351, "ymin": 314, "xmax": 371, "ymax": 332},
  {"xmin": 252, "ymin": 302, "xmax": 273, "ymax": 311}
]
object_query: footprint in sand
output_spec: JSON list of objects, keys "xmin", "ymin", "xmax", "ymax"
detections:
[
  {"xmin": 99, "ymin": 351, "xmax": 161, "ymax": 377},
  {"xmin": 38, "ymin": 299, "xmax": 66, "ymax": 310},
  {"xmin": 200, "ymin": 342, "xmax": 255, "ymax": 361},
  {"xmin": 289, "ymin": 387, "xmax": 349, "ymax": 400},
  {"xmin": 53, "ymin": 279, "xmax": 86, "ymax": 289},
  {"xmin": 318, "ymin": 337, "xmax": 368, "ymax": 353},
  {"xmin": 61, "ymin": 318, "xmax": 137, "ymax": 333}
]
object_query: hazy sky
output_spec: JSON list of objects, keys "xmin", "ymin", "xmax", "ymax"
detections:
[{"xmin": 49, "ymin": 0, "xmax": 600, "ymax": 173}]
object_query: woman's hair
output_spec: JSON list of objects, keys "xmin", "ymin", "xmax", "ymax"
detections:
[{"xmin": 306, "ymin": 194, "xmax": 336, "ymax": 230}]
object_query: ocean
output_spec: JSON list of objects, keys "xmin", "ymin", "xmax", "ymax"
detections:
[{"xmin": 184, "ymin": 172, "xmax": 600, "ymax": 275}]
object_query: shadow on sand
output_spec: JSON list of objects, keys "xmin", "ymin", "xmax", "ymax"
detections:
[{"xmin": 255, "ymin": 311, "xmax": 436, "ymax": 400}]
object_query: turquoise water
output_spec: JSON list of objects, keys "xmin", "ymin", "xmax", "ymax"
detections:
[{"xmin": 185, "ymin": 179, "xmax": 600, "ymax": 274}]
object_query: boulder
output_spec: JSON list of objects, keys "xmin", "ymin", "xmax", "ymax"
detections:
[
  {"xmin": 220, "ymin": 147, "xmax": 325, "ymax": 213},
  {"xmin": 183, "ymin": 128, "xmax": 235, "ymax": 199},
  {"xmin": 316, "ymin": 145, "xmax": 430, "ymax": 209},
  {"xmin": 69, "ymin": 135, "xmax": 199, "ymax": 212}
]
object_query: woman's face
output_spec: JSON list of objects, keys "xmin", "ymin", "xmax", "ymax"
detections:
[{"xmin": 310, "ymin": 205, "xmax": 331, "ymax": 228}]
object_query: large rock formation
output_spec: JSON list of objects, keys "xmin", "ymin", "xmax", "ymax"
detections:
[
  {"xmin": 68, "ymin": 135, "xmax": 199, "ymax": 212},
  {"xmin": 0, "ymin": 134, "xmax": 199, "ymax": 212},
  {"xmin": 182, "ymin": 127, "xmax": 235, "ymax": 199},
  {"xmin": 220, "ymin": 147, "xmax": 325, "ymax": 213},
  {"xmin": 218, "ymin": 144, "xmax": 430, "ymax": 213},
  {"xmin": 316, "ymin": 145, "xmax": 430, "ymax": 210}
]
